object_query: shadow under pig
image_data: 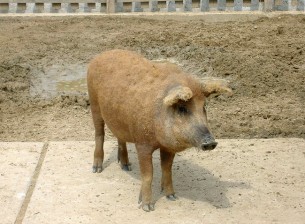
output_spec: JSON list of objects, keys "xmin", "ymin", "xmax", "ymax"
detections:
[{"xmin": 102, "ymin": 143, "xmax": 249, "ymax": 209}]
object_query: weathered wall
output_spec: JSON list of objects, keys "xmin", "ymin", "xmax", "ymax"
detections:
[{"xmin": 0, "ymin": 0, "xmax": 304, "ymax": 13}]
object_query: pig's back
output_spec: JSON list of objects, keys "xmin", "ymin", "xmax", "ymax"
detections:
[{"xmin": 87, "ymin": 50, "xmax": 181, "ymax": 144}]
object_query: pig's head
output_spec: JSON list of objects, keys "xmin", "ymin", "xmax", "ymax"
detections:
[{"xmin": 155, "ymin": 78, "xmax": 232, "ymax": 152}]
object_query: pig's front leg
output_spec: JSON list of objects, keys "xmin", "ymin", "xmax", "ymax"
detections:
[
  {"xmin": 136, "ymin": 144, "xmax": 155, "ymax": 212},
  {"xmin": 160, "ymin": 149, "xmax": 177, "ymax": 201}
]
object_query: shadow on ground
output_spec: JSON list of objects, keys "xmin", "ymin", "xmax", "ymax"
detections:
[{"xmin": 102, "ymin": 143, "xmax": 249, "ymax": 209}]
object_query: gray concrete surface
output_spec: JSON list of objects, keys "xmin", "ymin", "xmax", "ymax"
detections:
[
  {"xmin": 1, "ymin": 139, "xmax": 304, "ymax": 223},
  {"xmin": 0, "ymin": 142, "xmax": 44, "ymax": 224}
]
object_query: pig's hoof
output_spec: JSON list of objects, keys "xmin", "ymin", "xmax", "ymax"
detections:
[
  {"xmin": 166, "ymin": 194, "xmax": 178, "ymax": 201},
  {"xmin": 121, "ymin": 164, "xmax": 132, "ymax": 171},
  {"xmin": 142, "ymin": 203, "xmax": 155, "ymax": 212},
  {"xmin": 92, "ymin": 166, "xmax": 103, "ymax": 173}
]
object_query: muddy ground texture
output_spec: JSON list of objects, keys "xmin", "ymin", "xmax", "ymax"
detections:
[{"xmin": 0, "ymin": 14, "xmax": 304, "ymax": 141}]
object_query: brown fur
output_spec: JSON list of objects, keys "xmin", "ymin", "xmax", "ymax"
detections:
[
  {"xmin": 163, "ymin": 86, "xmax": 193, "ymax": 106},
  {"xmin": 87, "ymin": 49, "xmax": 232, "ymax": 212}
]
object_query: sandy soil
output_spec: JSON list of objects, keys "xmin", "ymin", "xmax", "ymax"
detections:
[{"xmin": 0, "ymin": 14, "xmax": 304, "ymax": 142}]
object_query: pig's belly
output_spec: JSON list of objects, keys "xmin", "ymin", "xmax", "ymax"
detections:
[
  {"xmin": 104, "ymin": 119, "xmax": 135, "ymax": 143},
  {"xmin": 98, "ymin": 99, "xmax": 136, "ymax": 143}
]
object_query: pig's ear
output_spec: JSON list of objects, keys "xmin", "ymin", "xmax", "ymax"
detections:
[
  {"xmin": 163, "ymin": 86, "xmax": 193, "ymax": 106},
  {"xmin": 200, "ymin": 79, "xmax": 233, "ymax": 97}
]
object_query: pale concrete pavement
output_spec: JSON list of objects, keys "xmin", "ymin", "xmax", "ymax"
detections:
[{"xmin": 1, "ymin": 139, "xmax": 305, "ymax": 224}]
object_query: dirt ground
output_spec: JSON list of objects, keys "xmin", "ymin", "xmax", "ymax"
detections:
[{"xmin": 0, "ymin": 14, "xmax": 304, "ymax": 142}]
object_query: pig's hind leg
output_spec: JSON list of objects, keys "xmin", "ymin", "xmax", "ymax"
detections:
[
  {"xmin": 117, "ymin": 140, "xmax": 131, "ymax": 171},
  {"xmin": 90, "ymin": 98, "xmax": 105, "ymax": 173}
]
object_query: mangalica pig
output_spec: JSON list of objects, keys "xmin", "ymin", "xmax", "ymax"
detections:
[{"xmin": 87, "ymin": 49, "xmax": 232, "ymax": 212}]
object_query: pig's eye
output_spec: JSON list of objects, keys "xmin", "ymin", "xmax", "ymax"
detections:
[{"xmin": 177, "ymin": 105, "xmax": 188, "ymax": 115}]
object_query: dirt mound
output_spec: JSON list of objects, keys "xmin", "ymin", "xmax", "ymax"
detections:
[{"xmin": 0, "ymin": 14, "xmax": 304, "ymax": 141}]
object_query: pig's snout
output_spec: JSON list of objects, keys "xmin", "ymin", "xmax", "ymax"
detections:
[
  {"xmin": 201, "ymin": 141, "xmax": 218, "ymax": 150},
  {"xmin": 201, "ymin": 136, "xmax": 218, "ymax": 151}
]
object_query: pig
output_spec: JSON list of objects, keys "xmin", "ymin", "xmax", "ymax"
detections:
[{"xmin": 87, "ymin": 49, "xmax": 232, "ymax": 212}]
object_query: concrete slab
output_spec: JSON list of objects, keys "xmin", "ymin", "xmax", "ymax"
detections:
[
  {"xmin": 23, "ymin": 139, "xmax": 305, "ymax": 224},
  {"xmin": 0, "ymin": 142, "xmax": 44, "ymax": 224}
]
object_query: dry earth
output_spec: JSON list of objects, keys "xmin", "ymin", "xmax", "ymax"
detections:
[{"xmin": 0, "ymin": 14, "xmax": 304, "ymax": 141}]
